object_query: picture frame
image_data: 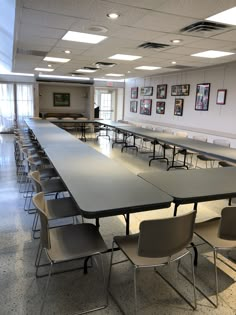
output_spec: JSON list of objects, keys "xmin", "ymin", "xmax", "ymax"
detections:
[
  {"xmin": 140, "ymin": 86, "xmax": 153, "ymax": 96},
  {"xmin": 216, "ymin": 89, "xmax": 227, "ymax": 105},
  {"xmin": 171, "ymin": 84, "xmax": 190, "ymax": 96},
  {"xmin": 130, "ymin": 100, "xmax": 138, "ymax": 113},
  {"xmin": 174, "ymin": 98, "xmax": 184, "ymax": 116},
  {"xmin": 195, "ymin": 83, "xmax": 211, "ymax": 111},
  {"xmin": 156, "ymin": 84, "xmax": 167, "ymax": 99},
  {"xmin": 140, "ymin": 99, "xmax": 152, "ymax": 115},
  {"xmin": 53, "ymin": 92, "xmax": 70, "ymax": 107},
  {"xmin": 131, "ymin": 87, "xmax": 138, "ymax": 99},
  {"xmin": 156, "ymin": 102, "xmax": 165, "ymax": 114}
]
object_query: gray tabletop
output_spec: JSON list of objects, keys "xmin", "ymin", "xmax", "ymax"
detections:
[
  {"xmin": 138, "ymin": 167, "xmax": 236, "ymax": 205},
  {"xmin": 45, "ymin": 144, "xmax": 172, "ymax": 218}
]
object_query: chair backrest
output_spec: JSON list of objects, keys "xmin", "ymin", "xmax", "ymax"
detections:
[
  {"xmin": 138, "ymin": 210, "xmax": 196, "ymax": 258},
  {"xmin": 163, "ymin": 128, "xmax": 174, "ymax": 135},
  {"xmin": 213, "ymin": 139, "xmax": 230, "ymax": 147},
  {"xmin": 30, "ymin": 170, "xmax": 42, "ymax": 193},
  {"xmin": 192, "ymin": 135, "xmax": 207, "ymax": 142},
  {"xmin": 33, "ymin": 192, "xmax": 51, "ymax": 249},
  {"xmin": 175, "ymin": 131, "xmax": 188, "ymax": 138},
  {"xmin": 218, "ymin": 207, "xmax": 236, "ymax": 240},
  {"xmin": 27, "ymin": 156, "xmax": 42, "ymax": 171}
]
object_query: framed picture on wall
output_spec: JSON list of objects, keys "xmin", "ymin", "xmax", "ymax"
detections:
[
  {"xmin": 53, "ymin": 93, "xmax": 70, "ymax": 106},
  {"xmin": 216, "ymin": 89, "xmax": 227, "ymax": 105},
  {"xmin": 174, "ymin": 98, "xmax": 184, "ymax": 116},
  {"xmin": 140, "ymin": 86, "xmax": 153, "ymax": 96},
  {"xmin": 156, "ymin": 102, "xmax": 165, "ymax": 114},
  {"xmin": 140, "ymin": 99, "xmax": 152, "ymax": 115},
  {"xmin": 130, "ymin": 101, "xmax": 138, "ymax": 113},
  {"xmin": 171, "ymin": 84, "xmax": 190, "ymax": 96},
  {"xmin": 131, "ymin": 87, "xmax": 138, "ymax": 99},
  {"xmin": 195, "ymin": 83, "xmax": 211, "ymax": 111},
  {"xmin": 156, "ymin": 84, "xmax": 167, "ymax": 99}
]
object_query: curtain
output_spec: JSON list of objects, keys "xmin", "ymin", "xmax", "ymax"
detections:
[
  {"xmin": 0, "ymin": 83, "xmax": 15, "ymax": 132},
  {"xmin": 16, "ymin": 84, "xmax": 34, "ymax": 128}
]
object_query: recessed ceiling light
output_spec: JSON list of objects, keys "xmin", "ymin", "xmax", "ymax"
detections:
[
  {"xmin": 62, "ymin": 31, "xmax": 107, "ymax": 44},
  {"xmin": 171, "ymin": 39, "xmax": 182, "ymax": 44},
  {"xmin": 109, "ymin": 54, "xmax": 142, "ymax": 61},
  {"xmin": 206, "ymin": 6, "xmax": 236, "ymax": 25},
  {"xmin": 135, "ymin": 66, "xmax": 161, "ymax": 70},
  {"xmin": 76, "ymin": 68, "xmax": 97, "ymax": 73},
  {"xmin": 191, "ymin": 50, "xmax": 235, "ymax": 58},
  {"xmin": 127, "ymin": 71, "xmax": 131, "ymax": 73},
  {"xmin": 48, "ymin": 64, "xmax": 52, "ymax": 67},
  {"xmin": 38, "ymin": 74, "xmax": 90, "ymax": 80},
  {"xmin": 44, "ymin": 57, "xmax": 70, "ymax": 63},
  {"xmin": 171, "ymin": 61, "xmax": 177, "ymax": 64},
  {"xmin": 34, "ymin": 67, "xmax": 54, "ymax": 72},
  {"xmin": 105, "ymin": 73, "xmax": 124, "ymax": 77},
  {"xmin": 106, "ymin": 12, "xmax": 120, "ymax": 19},
  {"xmin": 64, "ymin": 50, "xmax": 71, "ymax": 54}
]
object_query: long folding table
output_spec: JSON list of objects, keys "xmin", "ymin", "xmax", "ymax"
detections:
[
  {"xmin": 25, "ymin": 118, "xmax": 173, "ymax": 234},
  {"xmin": 138, "ymin": 167, "xmax": 236, "ymax": 215}
]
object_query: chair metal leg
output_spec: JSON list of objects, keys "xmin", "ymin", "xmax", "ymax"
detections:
[
  {"xmin": 40, "ymin": 262, "xmax": 53, "ymax": 315},
  {"xmin": 190, "ymin": 252, "xmax": 197, "ymax": 310},
  {"xmin": 213, "ymin": 249, "xmax": 219, "ymax": 307},
  {"xmin": 134, "ymin": 266, "xmax": 138, "ymax": 315}
]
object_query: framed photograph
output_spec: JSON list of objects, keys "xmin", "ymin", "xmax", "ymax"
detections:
[
  {"xmin": 216, "ymin": 89, "xmax": 227, "ymax": 105},
  {"xmin": 53, "ymin": 93, "xmax": 70, "ymax": 107},
  {"xmin": 131, "ymin": 87, "xmax": 138, "ymax": 99},
  {"xmin": 174, "ymin": 98, "xmax": 184, "ymax": 116},
  {"xmin": 130, "ymin": 101, "xmax": 138, "ymax": 113},
  {"xmin": 171, "ymin": 84, "xmax": 190, "ymax": 96},
  {"xmin": 140, "ymin": 99, "xmax": 152, "ymax": 115},
  {"xmin": 140, "ymin": 86, "xmax": 153, "ymax": 96},
  {"xmin": 156, "ymin": 102, "xmax": 165, "ymax": 114},
  {"xmin": 195, "ymin": 83, "xmax": 211, "ymax": 111},
  {"xmin": 156, "ymin": 84, "xmax": 167, "ymax": 99}
]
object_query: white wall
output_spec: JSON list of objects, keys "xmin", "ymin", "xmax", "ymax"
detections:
[
  {"xmin": 39, "ymin": 83, "xmax": 90, "ymax": 116},
  {"xmin": 124, "ymin": 61, "xmax": 236, "ymax": 146}
]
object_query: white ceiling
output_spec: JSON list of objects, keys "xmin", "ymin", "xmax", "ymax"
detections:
[{"xmin": 13, "ymin": 0, "xmax": 236, "ymax": 79}]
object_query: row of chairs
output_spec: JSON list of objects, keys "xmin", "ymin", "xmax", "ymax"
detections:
[{"xmin": 13, "ymin": 126, "xmax": 236, "ymax": 314}]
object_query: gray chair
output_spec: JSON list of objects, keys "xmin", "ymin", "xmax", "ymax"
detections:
[
  {"xmin": 33, "ymin": 192, "xmax": 108, "ymax": 315},
  {"xmin": 194, "ymin": 207, "xmax": 236, "ymax": 307},
  {"xmin": 108, "ymin": 211, "xmax": 197, "ymax": 314}
]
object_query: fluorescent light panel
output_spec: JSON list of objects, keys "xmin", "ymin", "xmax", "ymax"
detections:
[
  {"xmin": 206, "ymin": 6, "xmax": 236, "ymax": 25},
  {"xmin": 38, "ymin": 74, "xmax": 90, "ymax": 80},
  {"xmin": 2, "ymin": 72, "xmax": 34, "ymax": 76},
  {"xmin": 105, "ymin": 73, "xmax": 124, "ymax": 77},
  {"xmin": 191, "ymin": 50, "xmax": 235, "ymax": 58},
  {"xmin": 109, "ymin": 54, "xmax": 142, "ymax": 61},
  {"xmin": 44, "ymin": 57, "xmax": 70, "ymax": 63},
  {"xmin": 76, "ymin": 68, "xmax": 97, "ymax": 73},
  {"xmin": 135, "ymin": 66, "xmax": 161, "ymax": 70},
  {"xmin": 35, "ymin": 68, "xmax": 54, "ymax": 72},
  {"xmin": 94, "ymin": 78, "xmax": 124, "ymax": 82},
  {"xmin": 62, "ymin": 31, "xmax": 107, "ymax": 44}
]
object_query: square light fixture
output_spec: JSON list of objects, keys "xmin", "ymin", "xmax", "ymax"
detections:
[
  {"xmin": 109, "ymin": 54, "xmax": 142, "ymax": 61},
  {"xmin": 62, "ymin": 31, "xmax": 107, "ymax": 44},
  {"xmin": 206, "ymin": 6, "xmax": 236, "ymax": 25},
  {"xmin": 191, "ymin": 50, "xmax": 235, "ymax": 58},
  {"xmin": 34, "ymin": 67, "xmax": 54, "ymax": 72},
  {"xmin": 76, "ymin": 68, "xmax": 97, "ymax": 73},
  {"xmin": 135, "ymin": 66, "xmax": 161, "ymax": 70},
  {"xmin": 43, "ymin": 57, "xmax": 70, "ymax": 63},
  {"xmin": 105, "ymin": 73, "xmax": 124, "ymax": 77}
]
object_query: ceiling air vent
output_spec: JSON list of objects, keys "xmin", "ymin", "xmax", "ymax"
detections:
[
  {"xmin": 138, "ymin": 42, "xmax": 170, "ymax": 49},
  {"xmin": 180, "ymin": 21, "xmax": 229, "ymax": 33},
  {"xmin": 16, "ymin": 48, "xmax": 47, "ymax": 57},
  {"xmin": 95, "ymin": 62, "xmax": 117, "ymax": 68}
]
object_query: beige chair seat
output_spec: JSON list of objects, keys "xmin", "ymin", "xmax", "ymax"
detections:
[
  {"xmin": 195, "ymin": 218, "xmax": 236, "ymax": 248},
  {"xmin": 115, "ymin": 233, "xmax": 189, "ymax": 267},
  {"xmin": 48, "ymin": 223, "xmax": 107, "ymax": 263}
]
